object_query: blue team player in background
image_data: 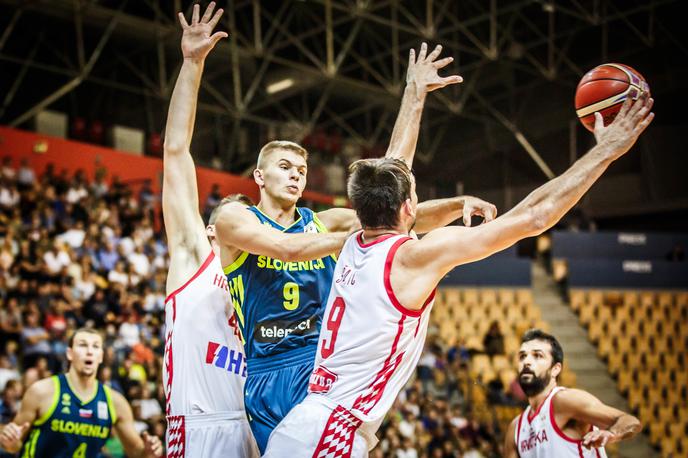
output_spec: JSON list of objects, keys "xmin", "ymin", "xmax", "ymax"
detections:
[
  {"xmin": 213, "ymin": 42, "xmax": 497, "ymax": 452},
  {"xmin": 0, "ymin": 328, "xmax": 162, "ymax": 457}
]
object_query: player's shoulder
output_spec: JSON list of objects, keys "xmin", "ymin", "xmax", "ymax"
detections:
[
  {"xmin": 551, "ymin": 387, "xmax": 596, "ymax": 410},
  {"xmin": 27, "ymin": 375, "xmax": 58, "ymax": 396}
]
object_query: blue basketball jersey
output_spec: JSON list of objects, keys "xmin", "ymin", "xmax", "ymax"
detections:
[
  {"xmin": 21, "ymin": 374, "xmax": 116, "ymax": 458},
  {"xmin": 224, "ymin": 206, "xmax": 337, "ymax": 361}
]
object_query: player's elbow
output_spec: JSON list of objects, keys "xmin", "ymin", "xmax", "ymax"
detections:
[
  {"xmin": 163, "ymin": 139, "xmax": 186, "ymax": 156},
  {"xmin": 528, "ymin": 203, "xmax": 554, "ymax": 235},
  {"xmin": 626, "ymin": 414, "xmax": 642, "ymax": 436},
  {"xmin": 275, "ymin": 243, "xmax": 301, "ymax": 262}
]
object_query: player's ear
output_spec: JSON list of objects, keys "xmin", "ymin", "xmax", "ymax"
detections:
[
  {"xmin": 551, "ymin": 362, "xmax": 562, "ymax": 380},
  {"xmin": 206, "ymin": 224, "xmax": 216, "ymax": 238},
  {"xmin": 253, "ymin": 168, "xmax": 264, "ymax": 188}
]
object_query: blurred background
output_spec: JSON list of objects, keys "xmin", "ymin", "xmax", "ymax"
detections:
[{"xmin": 0, "ymin": 0, "xmax": 686, "ymax": 457}]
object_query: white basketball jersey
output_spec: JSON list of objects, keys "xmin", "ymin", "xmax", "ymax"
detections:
[
  {"xmin": 164, "ymin": 251, "xmax": 247, "ymax": 416},
  {"xmin": 515, "ymin": 387, "xmax": 607, "ymax": 458},
  {"xmin": 308, "ymin": 233, "xmax": 435, "ymax": 434}
]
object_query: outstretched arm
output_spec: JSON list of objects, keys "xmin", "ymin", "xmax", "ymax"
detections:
[
  {"xmin": 414, "ymin": 195, "xmax": 497, "ymax": 233},
  {"xmin": 163, "ymin": 3, "xmax": 227, "ymax": 292},
  {"xmin": 385, "ymin": 43, "xmax": 462, "ymax": 167},
  {"xmin": 163, "ymin": 3, "xmax": 226, "ymax": 257},
  {"xmin": 553, "ymin": 389, "xmax": 641, "ymax": 448},
  {"xmin": 316, "ymin": 195, "xmax": 496, "ymax": 233},
  {"xmin": 215, "ymin": 203, "xmax": 348, "ymax": 262},
  {"xmin": 396, "ymin": 95, "xmax": 654, "ymax": 308}
]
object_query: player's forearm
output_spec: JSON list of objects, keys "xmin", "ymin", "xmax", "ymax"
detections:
[
  {"xmin": 164, "ymin": 58, "xmax": 204, "ymax": 155},
  {"xmin": 414, "ymin": 197, "xmax": 464, "ymax": 233},
  {"xmin": 608, "ymin": 414, "xmax": 642, "ymax": 442},
  {"xmin": 273, "ymin": 232, "xmax": 348, "ymax": 262},
  {"xmin": 384, "ymin": 83, "xmax": 427, "ymax": 166},
  {"xmin": 513, "ymin": 142, "xmax": 616, "ymax": 234}
]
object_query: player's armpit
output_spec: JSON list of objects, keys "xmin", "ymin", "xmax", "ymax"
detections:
[
  {"xmin": 215, "ymin": 202, "xmax": 348, "ymax": 262},
  {"xmin": 552, "ymin": 388, "xmax": 641, "ymax": 443},
  {"xmin": 503, "ymin": 416, "xmax": 520, "ymax": 458}
]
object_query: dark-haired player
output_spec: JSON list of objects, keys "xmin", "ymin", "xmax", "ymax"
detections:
[
  {"xmin": 0, "ymin": 328, "xmax": 162, "ymax": 457},
  {"xmin": 262, "ymin": 94, "xmax": 653, "ymax": 456},
  {"xmin": 504, "ymin": 329, "xmax": 641, "ymax": 457}
]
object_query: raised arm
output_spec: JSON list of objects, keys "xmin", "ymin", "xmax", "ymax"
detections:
[
  {"xmin": 215, "ymin": 203, "xmax": 348, "ymax": 262},
  {"xmin": 553, "ymin": 388, "xmax": 641, "ymax": 448},
  {"xmin": 395, "ymin": 95, "xmax": 654, "ymax": 308},
  {"xmin": 385, "ymin": 43, "xmax": 462, "ymax": 167},
  {"xmin": 163, "ymin": 3, "xmax": 227, "ymax": 291}
]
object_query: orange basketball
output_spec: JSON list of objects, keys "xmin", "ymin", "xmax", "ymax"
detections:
[{"xmin": 575, "ymin": 63, "xmax": 650, "ymax": 132}]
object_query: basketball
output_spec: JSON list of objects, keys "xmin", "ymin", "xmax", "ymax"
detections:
[{"xmin": 575, "ymin": 63, "xmax": 650, "ymax": 132}]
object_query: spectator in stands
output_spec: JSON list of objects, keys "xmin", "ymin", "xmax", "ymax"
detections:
[
  {"xmin": 16, "ymin": 159, "xmax": 35, "ymax": 190},
  {"xmin": 483, "ymin": 321, "xmax": 505, "ymax": 356},
  {"xmin": 1, "ymin": 156, "xmax": 14, "ymax": 181},
  {"xmin": 0, "ymin": 357, "xmax": 19, "ymax": 392},
  {"xmin": 20, "ymin": 311, "xmax": 52, "ymax": 369}
]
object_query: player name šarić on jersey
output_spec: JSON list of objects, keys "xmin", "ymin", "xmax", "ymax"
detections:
[{"xmin": 21, "ymin": 374, "xmax": 116, "ymax": 458}]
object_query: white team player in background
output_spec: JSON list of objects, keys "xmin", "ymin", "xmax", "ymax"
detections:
[
  {"xmin": 263, "ymin": 92, "xmax": 653, "ymax": 457},
  {"xmin": 505, "ymin": 329, "xmax": 640, "ymax": 458},
  {"xmin": 162, "ymin": 3, "xmax": 258, "ymax": 457}
]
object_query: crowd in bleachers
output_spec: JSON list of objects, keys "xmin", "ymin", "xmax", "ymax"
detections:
[{"xmin": 0, "ymin": 157, "xmax": 533, "ymax": 457}]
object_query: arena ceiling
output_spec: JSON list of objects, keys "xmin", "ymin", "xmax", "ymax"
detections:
[{"xmin": 0, "ymin": 0, "xmax": 686, "ymax": 214}]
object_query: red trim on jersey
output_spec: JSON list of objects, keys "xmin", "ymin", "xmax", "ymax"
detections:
[
  {"xmin": 384, "ymin": 237, "xmax": 434, "ymax": 317},
  {"xmin": 164, "ymin": 328, "xmax": 174, "ymax": 416},
  {"xmin": 164, "ymin": 251, "xmax": 216, "ymax": 303},
  {"xmin": 577, "ymin": 443, "xmax": 585, "ymax": 458},
  {"xmin": 516, "ymin": 412, "xmax": 524, "ymax": 454},
  {"xmin": 356, "ymin": 231, "xmax": 397, "ymax": 248},
  {"xmin": 527, "ymin": 387, "xmax": 556, "ymax": 423},
  {"xmin": 549, "ymin": 388, "xmax": 583, "ymax": 444},
  {"xmin": 352, "ymin": 315, "xmax": 406, "ymax": 415},
  {"xmin": 166, "ymin": 414, "xmax": 186, "ymax": 458},
  {"xmin": 312, "ymin": 405, "xmax": 361, "ymax": 458}
]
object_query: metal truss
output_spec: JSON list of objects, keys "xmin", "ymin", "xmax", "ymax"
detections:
[{"xmin": 0, "ymin": 0, "xmax": 681, "ymax": 182}]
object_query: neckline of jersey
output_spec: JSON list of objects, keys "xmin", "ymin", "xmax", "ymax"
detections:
[
  {"xmin": 253, "ymin": 205, "xmax": 303, "ymax": 231},
  {"xmin": 64, "ymin": 372, "xmax": 99, "ymax": 405}
]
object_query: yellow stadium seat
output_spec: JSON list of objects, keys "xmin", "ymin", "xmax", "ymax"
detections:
[
  {"xmin": 443, "ymin": 288, "xmax": 461, "ymax": 305},
  {"xmin": 463, "ymin": 289, "xmax": 478, "ymax": 306},
  {"xmin": 569, "ymin": 289, "xmax": 585, "ymax": 312},
  {"xmin": 465, "ymin": 335, "xmax": 483, "ymax": 352},
  {"xmin": 588, "ymin": 318, "xmax": 605, "ymax": 343},
  {"xmin": 658, "ymin": 405, "xmax": 676, "ymax": 424},
  {"xmin": 660, "ymin": 437, "xmax": 677, "ymax": 457},
  {"xmin": 597, "ymin": 334, "xmax": 613, "ymax": 359},
  {"xmin": 480, "ymin": 290, "xmax": 498, "ymax": 306},
  {"xmin": 658, "ymin": 291, "xmax": 674, "ymax": 308},
  {"xmin": 492, "ymin": 355, "xmax": 510, "ymax": 373},
  {"xmin": 588, "ymin": 290, "xmax": 603, "ymax": 307},
  {"xmin": 638, "ymin": 404, "xmax": 655, "ymax": 425},
  {"xmin": 498, "ymin": 289, "xmax": 515, "ymax": 306},
  {"xmin": 622, "ymin": 291, "xmax": 639, "ymax": 307},
  {"xmin": 607, "ymin": 352, "xmax": 623, "ymax": 375},
  {"xmin": 579, "ymin": 301, "xmax": 596, "ymax": 326},
  {"xmin": 627, "ymin": 386, "xmax": 644, "ymax": 410},
  {"xmin": 668, "ymin": 421, "xmax": 686, "ymax": 442},
  {"xmin": 499, "ymin": 368, "xmax": 517, "ymax": 389},
  {"xmin": 649, "ymin": 421, "xmax": 665, "ymax": 445},
  {"xmin": 617, "ymin": 369, "xmax": 633, "ymax": 394}
]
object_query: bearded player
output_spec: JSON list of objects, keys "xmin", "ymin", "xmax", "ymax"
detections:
[
  {"xmin": 503, "ymin": 329, "xmax": 640, "ymax": 457},
  {"xmin": 0, "ymin": 329, "xmax": 162, "ymax": 458},
  {"xmin": 214, "ymin": 43, "xmax": 498, "ymax": 452},
  {"xmin": 262, "ymin": 94, "xmax": 653, "ymax": 456}
]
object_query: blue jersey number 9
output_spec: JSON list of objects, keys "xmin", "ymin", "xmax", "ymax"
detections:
[{"xmin": 283, "ymin": 282, "xmax": 300, "ymax": 310}]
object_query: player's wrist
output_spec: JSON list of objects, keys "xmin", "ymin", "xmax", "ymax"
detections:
[{"xmin": 403, "ymin": 82, "xmax": 428, "ymax": 103}]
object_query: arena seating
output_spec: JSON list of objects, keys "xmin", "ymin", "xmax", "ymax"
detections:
[
  {"xmin": 570, "ymin": 289, "xmax": 688, "ymax": 458},
  {"xmin": 429, "ymin": 287, "xmax": 577, "ymax": 435}
]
